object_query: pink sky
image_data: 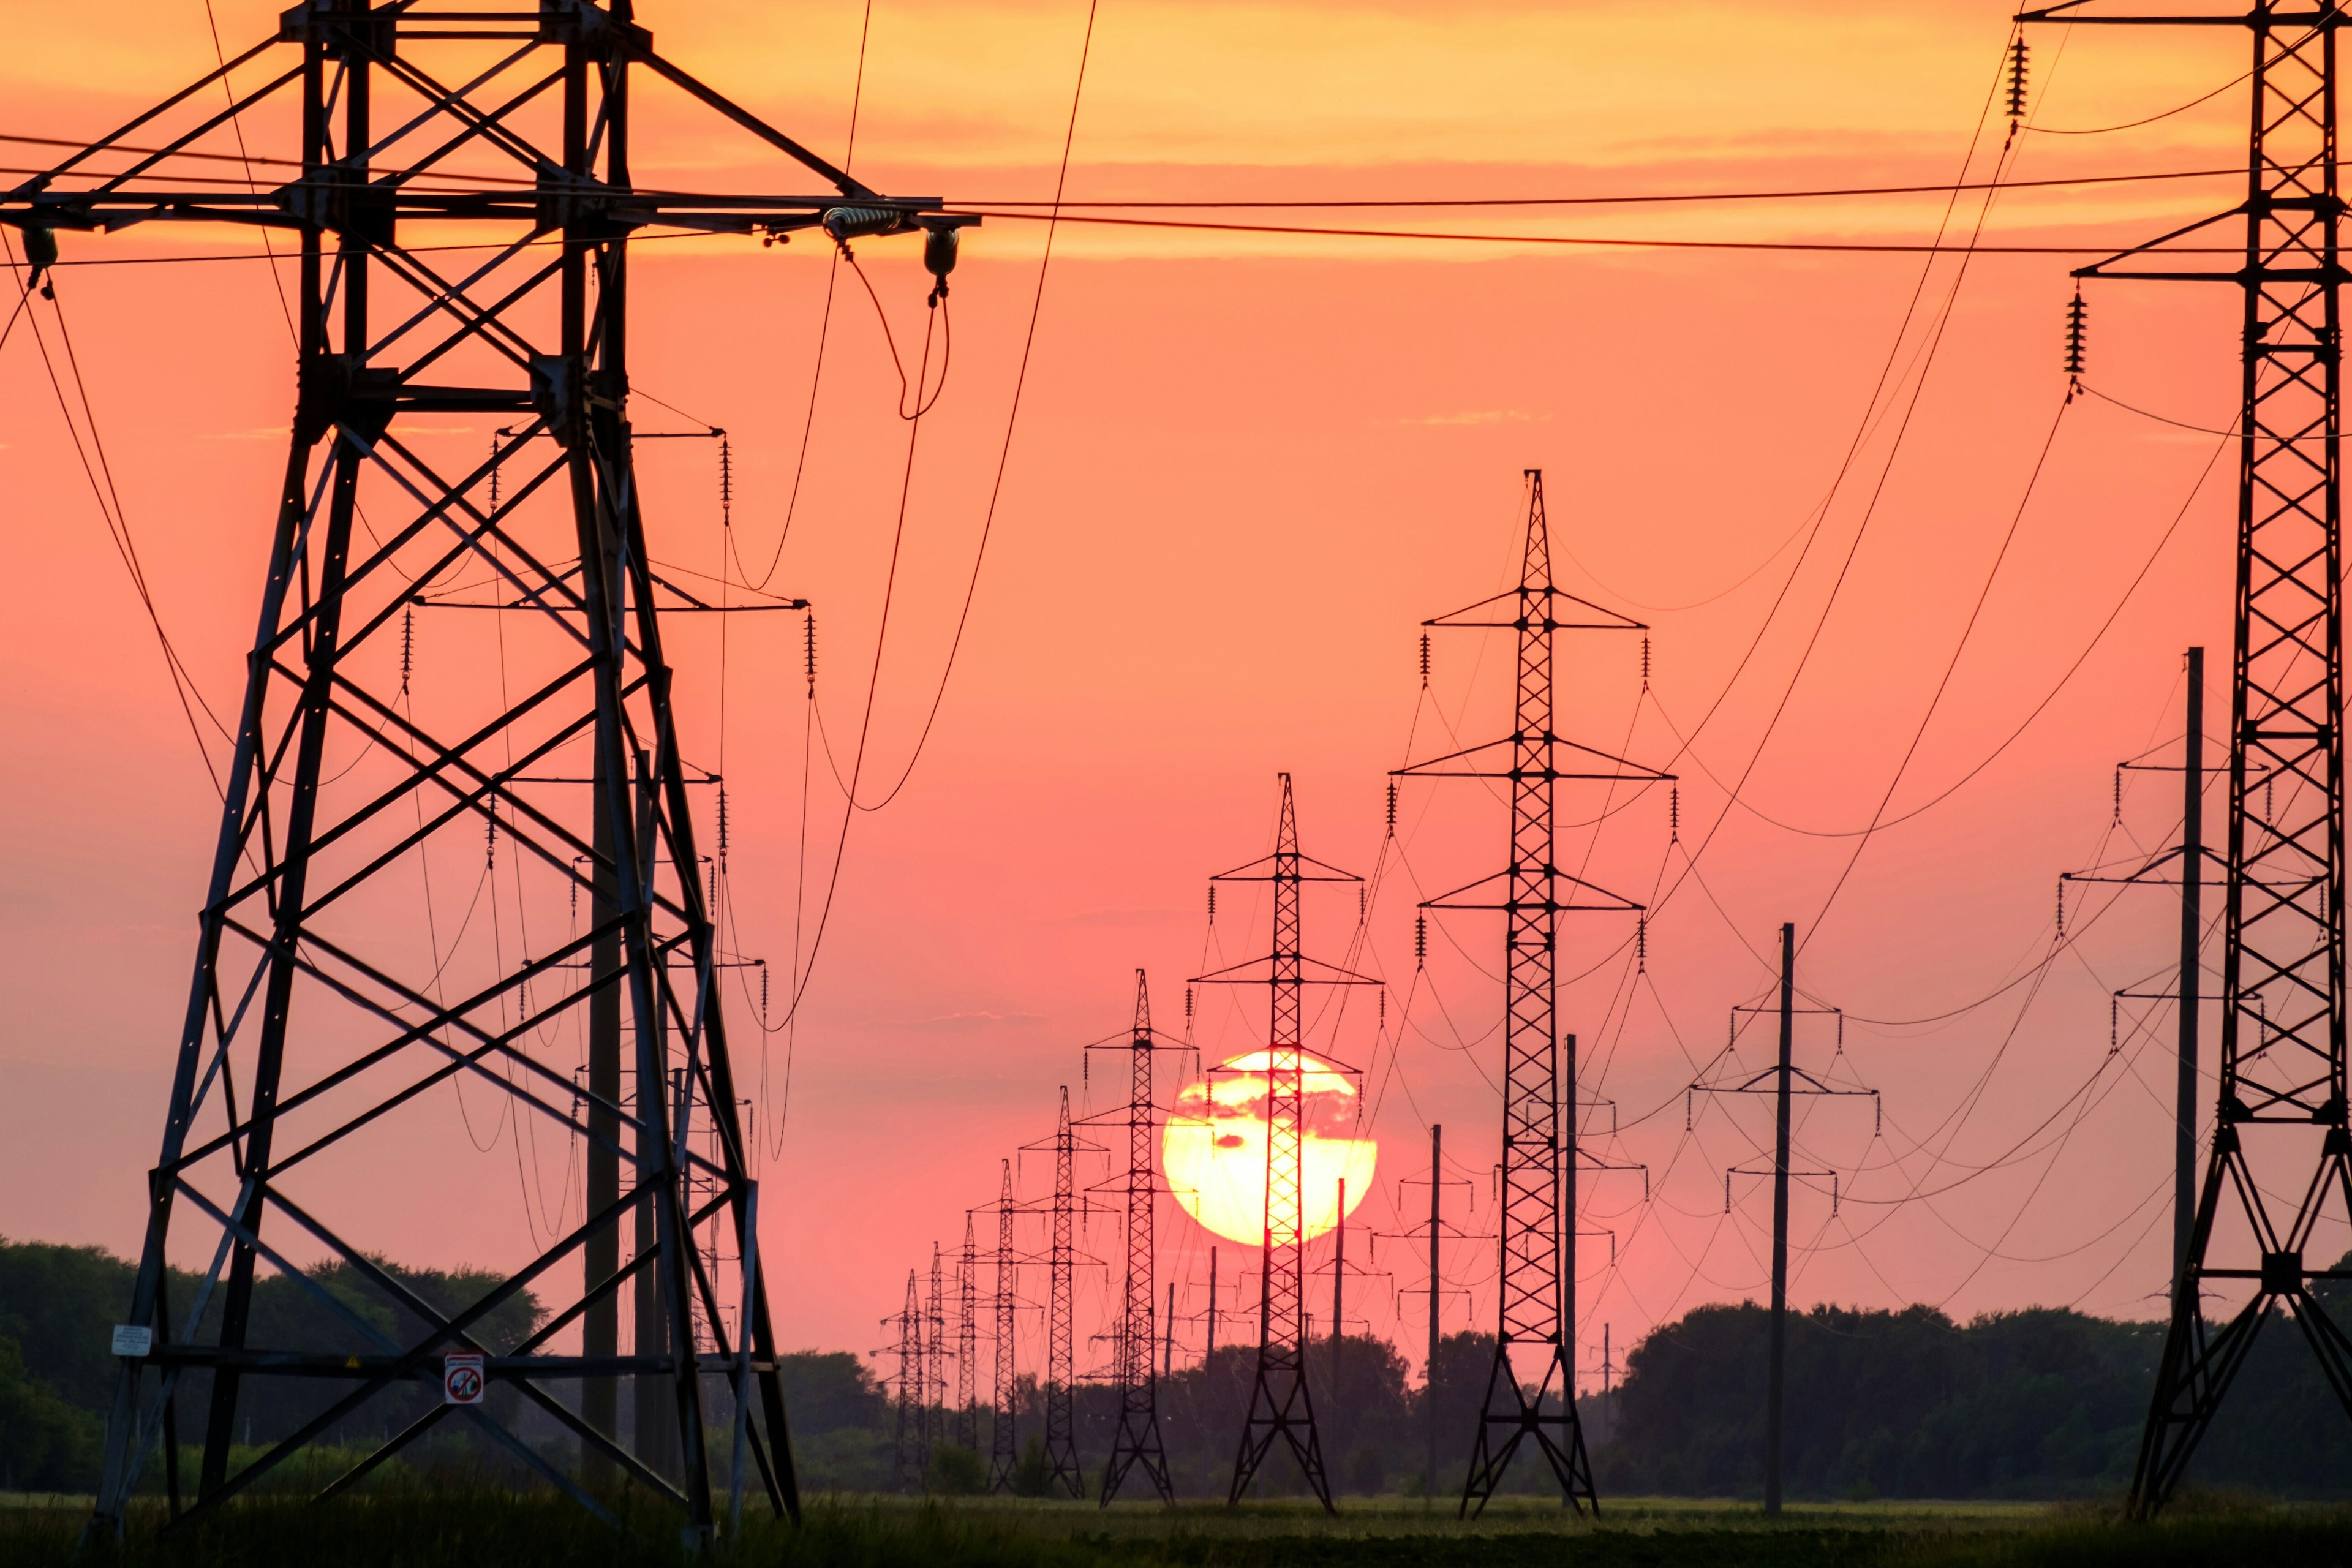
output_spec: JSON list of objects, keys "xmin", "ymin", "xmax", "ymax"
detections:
[{"xmin": 0, "ymin": 0, "xmax": 2278, "ymax": 1392}]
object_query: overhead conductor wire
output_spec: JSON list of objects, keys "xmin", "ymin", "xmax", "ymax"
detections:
[{"xmin": 768, "ymin": 0, "xmax": 1101, "ymax": 1031}]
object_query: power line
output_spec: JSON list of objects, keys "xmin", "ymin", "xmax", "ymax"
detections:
[
  {"xmin": 956, "ymin": 164, "xmax": 2239, "ymax": 208},
  {"xmin": 2026, "ymin": 71, "xmax": 2253, "ymax": 136},
  {"xmin": 2, "ymin": 238, "xmax": 227, "ymax": 796},
  {"xmin": 0, "ymin": 128, "xmax": 2231, "ymax": 203},
  {"xmin": 829, "ymin": 0, "xmax": 1100, "ymax": 817},
  {"xmin": 945, "ymin": 206, "xmax": 2242, "ymax": 255}
]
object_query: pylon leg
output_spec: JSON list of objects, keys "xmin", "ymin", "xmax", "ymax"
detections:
[{"xmin": 1459, "ymin": 1343, "xmax": 1595, "ymax": 1519}]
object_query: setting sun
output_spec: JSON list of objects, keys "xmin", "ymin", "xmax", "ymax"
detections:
[{"xmin": 1164, "ymin": 1050, "xmax": 1378, "ymax": 1246}]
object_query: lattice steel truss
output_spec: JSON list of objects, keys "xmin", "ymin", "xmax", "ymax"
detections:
[
  {"xmin": 978, "ymin": 1159, "xmax": 1023, "ymax": 1493},
  {"xmin": 2014, "ymin": 0, "xmax": 2352, "ymax": 1515},
  {"xmin": 1020, "ymin": 1087, "xmax": 1097, "ymax": 1497},
  {"xmin": 1396, "ymin": 472, "xmax": 1667, "ymax": 1517},
  {"xmin": 926, "ymin": 1242, "xmax": 949, "ymax": 1457},
  {"xmin": 1090, "ymin": 970, "xmax": 1178, "ymax": 1505},
  {"xmin": 957, "ymin": 1214, "xmax": 981, "ymax": 1452},
  {"xmin": 17, "ymin": 0, "xmax": 960, "ymax": 1541},
  {"xmin": 891, "ymin": 1270, "xmax": 926, "ymax": 1493},
  {"xmin": 1195, "ymin": 774, "xmax": 1375, "ymax": 1511}
]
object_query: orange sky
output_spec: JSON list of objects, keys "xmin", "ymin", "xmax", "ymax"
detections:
[{"xmin": 0, "ymin": 0, "xmax": 2276, "ymax": 1392}]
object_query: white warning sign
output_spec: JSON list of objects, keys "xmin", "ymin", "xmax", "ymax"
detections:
[{"xmin": 442, "ymin": 1351, "xmax": 486, "ymax": 1406}]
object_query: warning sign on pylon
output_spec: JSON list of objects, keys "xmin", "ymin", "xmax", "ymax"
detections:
[{"xmin": 443, "ymin": 1351, "xmax": 486, "ymax": 1406}]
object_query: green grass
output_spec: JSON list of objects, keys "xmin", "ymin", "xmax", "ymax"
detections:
[{"xmin": 6, "ymin": 1488, "xmax": 2351, "ymax": 1567}]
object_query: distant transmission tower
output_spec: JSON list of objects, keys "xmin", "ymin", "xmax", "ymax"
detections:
[
  {"xmin": 1196, "ymin": 773, "xmax": 1377, "ymax": 1510},
  {"xmin": 974, "ymin": 1159, "xmax": 1025, "ymax": 1493},
  {"xmin": 892, "ymin": 1269, "xmax": 924, "ymax": 1492},
  {"xmin": 1022, "ymin": 1087, "xmax": 1099, "ymax": 1497},
  {"xmin": 2011, "ymin": 0, "xmax": 2352, "ymax": 1515},
  {"xmin": 958, "ymin": 1215, "xmax": 981, "ymax": 1451},
  {"xmin": 36, "ymin": 0, "xmax": 969, "ymax": 1542},
  {"xmin": 1088, "ymin": 970, "xmax": 1180, "ymax": 1504},
  {"xmin": 927, "ymin": 1242, "xmax": 949, "ymax": 1455},
  {"xmin": 1397, "ymin": 471, "xmax": 1668, "ymax": 1517}
]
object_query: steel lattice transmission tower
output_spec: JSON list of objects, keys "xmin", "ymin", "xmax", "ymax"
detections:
[
  {"xmin": 1020, "ymin": 1087, "xmax": 1095, "ymax": 1497},
  {"xmin": 20, "ymin": 0, "xmax": 962, "ymax": 1540},
  {"xmin": 926, "ymin": 1242, "xmax": 949, "ymax": 1456},
  {"xmin": 1090, "ymin": 970, "xmax": 1178, "ymax": 1505},
  {"xmin": 957, "ymin": 1214, "xmax": 981, "ymax": 1452},
  {"xmin": 978, "ymin": 1159, "xmax": 1023, "ymax": 1492},
  {"xmin": 2014, "ymin": 0, "xmax": 2352, "ymax": 1515},
  {"xmin": 1195, "ymin": 774, "xmax": 1376, "ymax": 1511},
  {"xmin": 892, "ymin": 1268, "xmax": 924, "ymax": 1493},
  {"xmin": 1396, "ymin": 472, "xmax": 1667, "ymax": 1517}
]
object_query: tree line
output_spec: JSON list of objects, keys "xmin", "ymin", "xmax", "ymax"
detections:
[{"xmin": 9, "ymin": 1237, "xmax": 2352, "ymax": 1499}]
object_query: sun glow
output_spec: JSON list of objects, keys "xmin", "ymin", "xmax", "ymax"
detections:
[{"xmin": 1163, "ymin": 1050, "xmax": 1378, "ymax": 1246}]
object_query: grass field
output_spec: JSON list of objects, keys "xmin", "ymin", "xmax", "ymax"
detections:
[{"xmin": 6, "ymin": 1489, "xmax": 2350, "ymax": 1566}]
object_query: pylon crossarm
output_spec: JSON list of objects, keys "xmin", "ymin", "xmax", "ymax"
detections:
[
  {"xmin": 1392, "ymin": 732, "xmax": 1673, "ymax": 782},
  {"xmin": 1422, "ymin": 584, "xmax": 1648, "ymax": 632},
  {"xmin": 1207, "ymin": 851, "xmax": 1362, "ymax": 883},
  {"xmin": 1701, "ymin": 1063, "xmax": 1874, "ymax": 1098},
  {"xmin": 627, "ymin": 44, "xmax": 869, "ymax": 197},
  {"xmin": 2061, "ymin": 200, "xmax": 2253, "ymax": 280},
  {"xmin": 88, "ymin": 67, "xmax": 310, "ymax": 198},
  {"xmin": 9, "ymin": 37, "xmax": 279, "ymax": 195},
  {"xmin": 2016, "ymin": 6, "xmax": 2345, "ymax": 26},
  {"xmin": 1189, "ymin": 952, "xmax": 1382, "ymax": 988},
  {"xmin": 1417, "ymin": 865, "xmax": 1645, "ymax": 914}
]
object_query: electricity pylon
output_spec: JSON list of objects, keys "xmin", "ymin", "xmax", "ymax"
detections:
[
  {"xmin": 926, "ymin": 1242, "xmax": 949, "ymax": 1455},
  {"xmin": 2013, "ymin": 0, "xmax": 2352, "ymax": 1515},
  {"xmin": 24, "ymin": 0, "xmax": 967, "ymax": 1542},
  {"xmin": 1086, "ymin": 970, "xmax": 1181, "ymax": 1505},
  {"xmin": 974, "ymin": 1161, "xmax": 1026, "ymax": 1492},
  {"xmin": 1396, "ymin": 470, "xmax": 1670, "ymax": 1517},
  {"xmin": 1194, "ymin": 774, "xmax": 1378, "ymax": 1511},
  {"xmin": 891, "ymin": 1270, "xmax": 924, "ymax": 1493},
  {"xmin": 1020, "ymin": 1087, "xmax": 1102, "ymax": 1497},
  {"xmin": 957, "ymin": 1215, "xmax": 981, "ymax": 1452}
]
